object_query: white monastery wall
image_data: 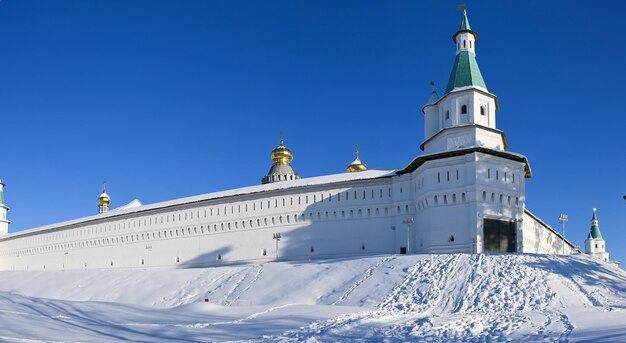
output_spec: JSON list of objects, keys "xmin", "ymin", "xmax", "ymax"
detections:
[
  {"xmin": 0, "ymin": 156, "xmax": 574, "ymax": 271},
  {"xmin": 522, "ymin": 210, "xmax": 576, "ymax": 255},
  {"xmin": 0, "ymin": 175, "xmax": 408, "ymax": 270}
]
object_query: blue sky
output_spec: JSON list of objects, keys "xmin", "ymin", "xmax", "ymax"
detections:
[{"xmin": 1, "ymin": 1, "xmax": 624, "ymax": 262}]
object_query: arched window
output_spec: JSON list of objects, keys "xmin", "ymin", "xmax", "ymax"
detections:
[
  {"xmin": 463, "ymin": 40, "xmax": 466, "ymax": 48},
  {"xmin": 461, "ymin": 105, "xmax": 467, "ymax": 114},
  {"xmin": 445, "ymin": 110, "xmax": 450, "ymax": 120},
  {"xmin": 480, "ymin": 106, "xmax": 486, "ymax": 115}
]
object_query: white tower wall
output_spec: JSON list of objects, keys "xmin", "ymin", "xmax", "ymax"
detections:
[
  {"xmin": 0, "ymin": 181, "xmax": 9, "ymax": 236},
  {"xmin": 455, "ymin": 31, "xmax": 476, "ymax": 55}
]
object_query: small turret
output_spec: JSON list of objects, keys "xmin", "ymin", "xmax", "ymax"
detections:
[
  {"xmin": 422, "ymin": 81, "xmax": 440, "ymax": 140},
  {"xmin": 98, "ymin": 179, "xmax": 111, "ymax": 214},
  {"xmin": 0, "ymin": 179, "xmax": 10, "ymax": 236},
  {"xmin": 262, "ymin": 133, "xmax": 301, "ymax": 184},
  {"xmin": 585, "ymin": 208, "xmax": 610, "ymax": 263}
]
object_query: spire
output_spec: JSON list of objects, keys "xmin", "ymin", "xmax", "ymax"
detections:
[
  {"xmin": 445, "ymin": 8, "xmax": 487, "ymax": 94},
  {"xmin": 587, "ymin": 208, "xmax": 603, "ymax": 239},
  {"xmin": 347, "ymin": 144, "xmax": 368, "ymax": 172},
  {"xmin": 458, "ymin": 8, "xmax": 471, "ymax": 31},
  {"xmin": 452, "ymin": 7, "xmax": 478, "ymax": 42}
]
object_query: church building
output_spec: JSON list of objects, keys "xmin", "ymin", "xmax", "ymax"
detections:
[{"xmin": 0, "ymin": 11, "xmax": 578, "ymax": 271}]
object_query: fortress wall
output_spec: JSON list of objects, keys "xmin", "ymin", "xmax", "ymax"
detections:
[
  {"xmin": 521, "ymin": 210, "xmax": 576, "ymax": 255},
  {"xmin": 0, "ymin": 177, "xmax": 406, "ymax": 270}
]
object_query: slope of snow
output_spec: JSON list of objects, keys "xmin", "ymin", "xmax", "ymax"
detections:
[{"xmin": 0, "ymin": 253, "xmax": 624, "ymax": 342}]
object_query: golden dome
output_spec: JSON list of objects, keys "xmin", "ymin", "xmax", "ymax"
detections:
[
  {"xmin": 98, "ymin": 179, "xmax": 110, "ymax": 207},
  {"xmin": 98, "ymin": 192, "xmax": 110, "ymax": 206},
  {"xmin": 271, "ymin": 140, "xmax": 293, "ymax": 165},
  {"xmin": 347, "ymin": 157, "xmax": 368, "ymax": 172},
  {"xmin": 347, "ymin": 144, "xmax": 367, "ymax": 172}
]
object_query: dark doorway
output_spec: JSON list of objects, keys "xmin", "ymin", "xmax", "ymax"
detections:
[
  {"xmin": 483, "ymin": 219, "xmax": 516, "ymax": 253},
  {"xmin": 400, "ymin": 247, "xmax": 407, "ymax": 254}
]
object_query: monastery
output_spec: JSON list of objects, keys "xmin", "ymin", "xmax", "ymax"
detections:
[{"xmin": 1, "ymin": 10, "xmax": 604, "ymax": 271}]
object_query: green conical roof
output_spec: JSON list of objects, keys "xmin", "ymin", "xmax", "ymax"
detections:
[
  {"xmin": 588, "ymin": 210, "xmax": 603, "ymax": 239},
  {"xmin": 452, "ymin": 10, "xmax": 478, "ymax": 43},
  {"xmin": 444, "ymin": 51, "xmax": 488, "ymax": 93},
  {"xmin": 459, "ymin": 11, "xmax": 471, "ymax": 31}
]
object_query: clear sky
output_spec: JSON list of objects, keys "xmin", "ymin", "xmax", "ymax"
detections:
[{"xmin": 1, "ymin": 1, "xmax": 624, "ymax": 263}]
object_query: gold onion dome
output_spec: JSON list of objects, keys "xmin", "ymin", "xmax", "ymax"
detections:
[
  {"xmin": 347, "ymin": 145, "xmax": 368, "ymax": 172},
  {"xmin": 262, "ymin": 135, "xmax": 300, "ymax": 184},
  {"xmin": 98, "ymin": 191, "xmax": 110, "ymax": 206},
  {"xmin": 271, "ymin": 140, "xmax": 293, "ymax": 165},
  {"xmin": 98, "ymin": 179, "xmax": 110, "ymax": 206}
]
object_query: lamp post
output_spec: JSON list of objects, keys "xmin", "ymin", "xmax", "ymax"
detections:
[
  {"xmin": 402, "ymin": 217, "xmax": 414, "ymax": 254},
  {"xmin": 273, "ymin": 233, "xmax": 281, "ymax": 260},
  {"xmin": 559, "ymin": 213, "xmax": 568, "ymax": 255}
]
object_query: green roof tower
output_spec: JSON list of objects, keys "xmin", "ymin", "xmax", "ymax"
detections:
[
  {"xmin": 584, "ymin": 208, "xmax": 613, "ymax": 264},
  {"xmin": 445, "ymin": 9, "xmax": 488, "ymax": 94},
  {"xmin": 420, "ymin": 9, "xmax": 509, "ymax": 157}
]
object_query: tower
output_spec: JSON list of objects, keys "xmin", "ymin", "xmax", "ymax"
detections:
[
  {"xmin": 585, "ymin": 209, "xmax": 610, "ymax": 262},
  {"xmin": 0, "ymin": 180, "xmax": 10, "ymax": 236},
  {"xmin": 98, "ymin": 179, "xmax": 111, "ymax": 214},
  {"xmin": 347, "ymin": 144, "xmax": 368, "ymax": 172},
  {"xmin": 421, "ymin": 9, "xmax": 506, "ymax": 154},
  {"xmin": 407, "ymin": 9, "xmax": 531, "ymax": 254},
  {"xmin": 262, "ymin": 135, "xmax": 301, "ymax": 184}
]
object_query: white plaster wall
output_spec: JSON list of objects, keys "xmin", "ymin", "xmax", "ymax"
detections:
[
  {"xmin": 455, "ymin": 32, "xmax": 476, "ymax": 55},
  {"xmin": 408, "ymin": 152, "xmax": 525, "ymax": 254},
  {"xmin": 585, "ymin": 238, "xmax": 609, "ymax": 262},
  {"xmin": 423, "ymin": 105, "xmax": 439, "ymax": 141},
  {"xmin": 521, "ymin": 211, "xmax": 576, "ymax": 255},
  {"xmin": 423, "ymin": 127, "xmax": 505, "ymax": 154},
  {"xmin": 0, "ymin": 178, "xmax": 402, "ymax": 271},
  {"xmin": 0, "ymin": 153, "xmax": 572, "ymax": 271}
]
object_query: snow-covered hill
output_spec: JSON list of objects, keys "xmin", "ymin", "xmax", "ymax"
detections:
[{"xmin": 0, "ymin": 254, "xmax": 624, "ymax": 342}]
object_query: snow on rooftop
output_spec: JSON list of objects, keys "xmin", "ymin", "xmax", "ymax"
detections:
[{"xmin": 2, "ymin": 169, "xmax": 396, "ymax": 239}]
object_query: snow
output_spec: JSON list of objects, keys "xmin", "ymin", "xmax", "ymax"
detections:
[{"xmin": 0, "ymin": 253, "xmax": 624, "ymax": 342}]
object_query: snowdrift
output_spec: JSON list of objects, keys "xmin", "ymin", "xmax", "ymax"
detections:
[{"xmin": 0, "ymin": 253, "xmax": 624, "ymax": 342}]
